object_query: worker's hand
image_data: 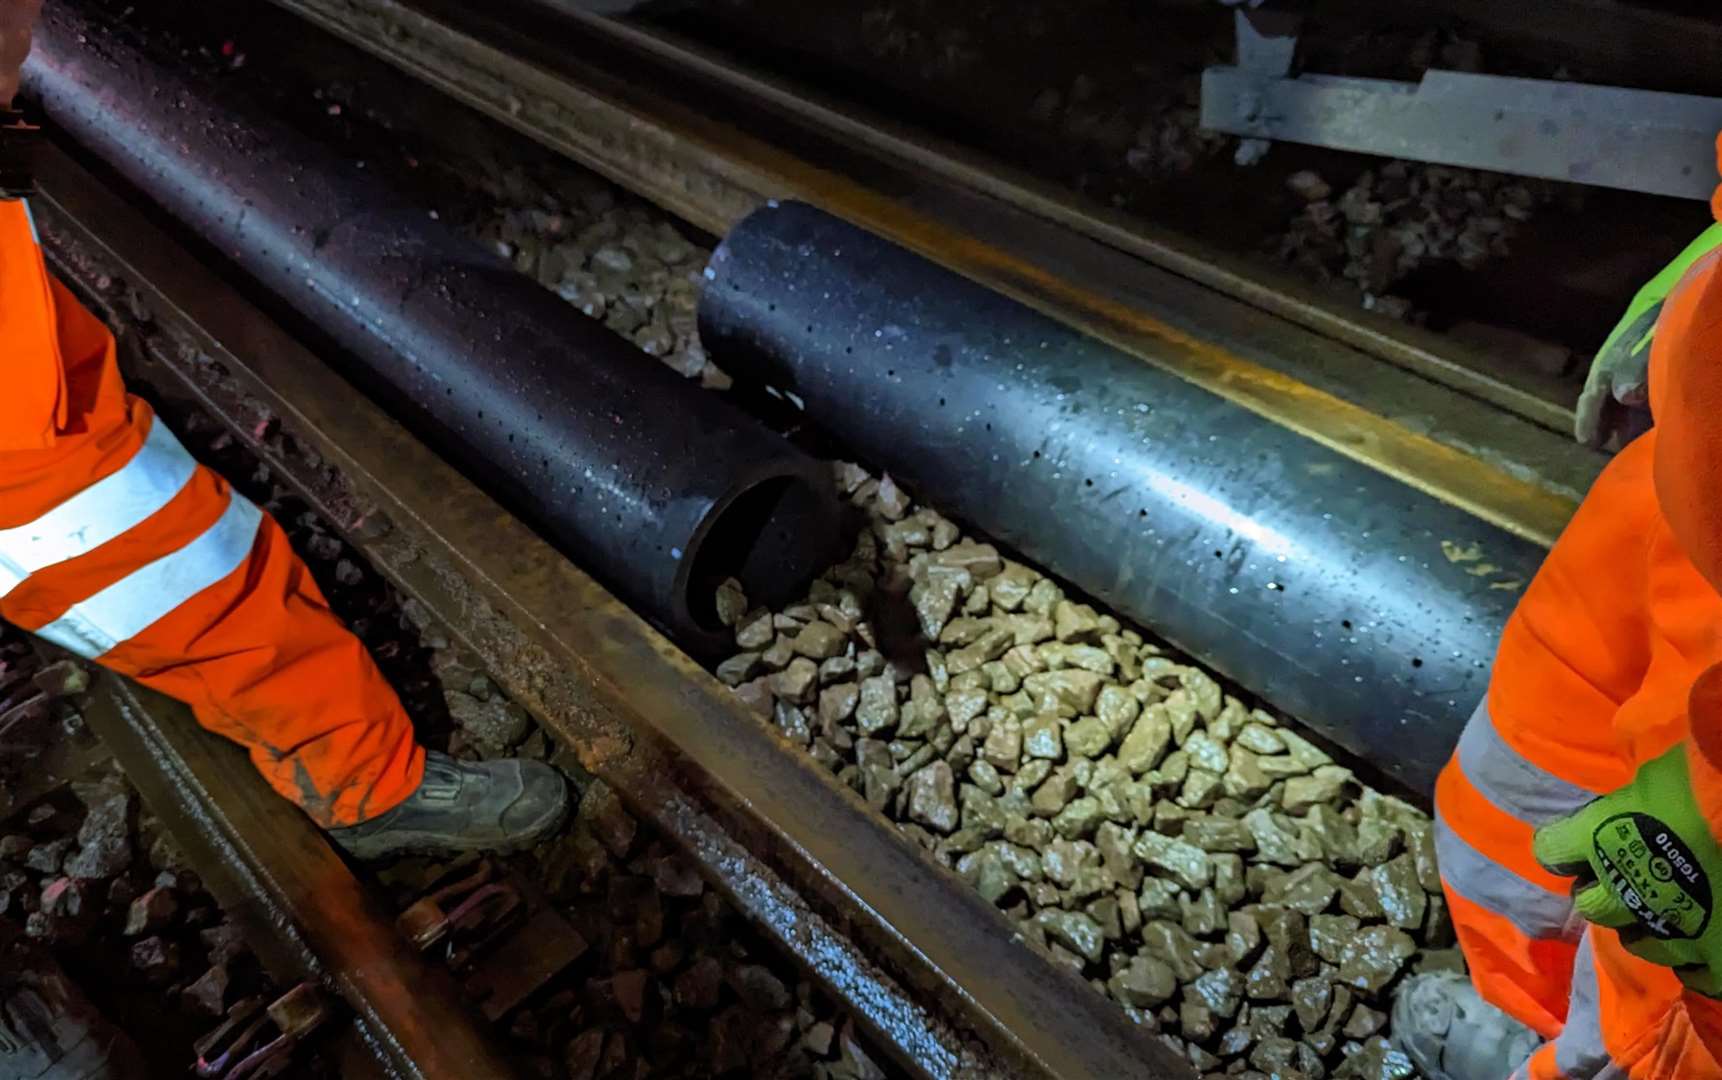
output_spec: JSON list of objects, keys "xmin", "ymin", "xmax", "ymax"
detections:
[
  {"xmin": 1576, "ymin": 222, "xmax": 1722, "ymax": 448},
  {"xmin": 0, "ymin": 0, "xmax": 43, "ymax": 108},
  {"xmin": 1534, "ymin": 743, "xmax": 1722, "ymax": 997}
]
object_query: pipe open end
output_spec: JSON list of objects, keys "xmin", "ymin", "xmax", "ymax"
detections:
[{"xmin": 676, "ymin": 465, "xmax": 844, "ymax": 654}]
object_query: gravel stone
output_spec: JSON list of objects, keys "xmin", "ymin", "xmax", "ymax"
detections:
[
  {"xmin": 1053, "ymin": 796, "xmax": 1104, "ymax": 840},
  {"xmin": 1189, "ymin": 968, "xmax": 1242, "ymax": 1020},
  {"xmin": 1035, "ymin": 908, "xmax": 1105, "ymax": 964},
  {"xmin": 713, "ymin": 578, "xmax": 749, "ymax": 627},
  {"xmin": 957, "ymin": 848, "xmax": 1015, "ymax": 904},
  {"xmin": 735, "ymin": 610, "xmax": 774, "ymax": 649},
  {"xmin": 906, "ymin": 762, "xmax": 959, "ymax": 834},
  {"xmin": 1030, "ymin": 768, "xmax": 1080, "ymax": 818},
  {"xmin": 1176, "ymin": 769, "xmax": 1223, "ymax": 810},
  {"xmin": 1311, "ymin": 913, "xmax": 1363, "ymax": 965},
  {"xmin": 1118, "ymin": 707, "xmax": 1172, "ymax": 774},
  {"xmin": 1064, "ymin": 716, "xmax": 1113, "ymax": 759},
  {"xmin": 716, "ymin": 652, "xmax": 762, "ymax": 687},
  {"xmin": 1283, "ymin": 765, "xmax": 1356, "ymax": 813},
  {"xmin": 855, "ymin": 675, "xmax": 899, "ymax": 735},
  {"xmin": 968, "ymin": 759, "xmax": 1005, "ymax": 796},
  {"xmin": 1022, "ymin": 714, "xmax": 1065, "ymax": 761},
  {"xmin": 1213, "ymin": 854, "xmax": 1246, "ymax": 907},
  {"xmin": 66, "ymin": 792, "xmax": 132, "ymax": 880},
  {"xmin": 1338, "ymin": 926, "xmax": 1416, "ymax": 993},
  {"xmin": 769, "ymin": 658, "xmax": 820, "ymax": 705},
  {"xmin": 1183, "ymin": 816, "xmax": 1256, "ymax": 854},
  {"xmin": 1243, "ymin": 809, "xmax": 1302, "ymax": 867},
  {"xmin": 1180, "ymin": 887, "xmax": 1223, "ymax": 937},
  {"xmin": 1133, "ymin": 832, "xmax": 1212, "ymax": 891},
  {"xmin": 818, "ymin": 682, "xmax": 860, "ymax": 728},
  {"xmin": 1024, "ymin": 670, "xmax": 1106, "ymax": 713},
  {"xmin": 1191, "ymin": 730, "xmax": 1232, "ymax": 771},
  {"xmin": 1355, "ymin": 818, "xmax": 1403, "ymax": 866},
  {"xmin": 1236, "ymin": 723, "xmax": 1286, "ymax": 755},
  {"xmin": 1143, "ymin": 922, "xmax": 1208, "ymax": 983},
  {"xmin": 1332, "ymin": 1035, "xmax": 1416, "ymax": 1079},
  {"xmin": 911, "ymin": 565, "xmax": 971, "ymax": 640},
  {"xmin": 792, "ymin": 621, "xmax": 848, "ymax": 660},
  {"xmin": 447, "ymin": 690, "xmax": 532, "ymax": 749},
  {"xmin": 24, "ymin": 838, "xmax": 72, "ymax": 875},
  {"xmin": 1262, "ymin": 864, "xmax": 1342, "ymax": 915},
  {"xmin": 1109, "ymin": 954, "xmax": 1177, "ymax": 1007},
  {"xmin": 1366, "ymin": 854, "xmax": 1428, "ymax": 930}
]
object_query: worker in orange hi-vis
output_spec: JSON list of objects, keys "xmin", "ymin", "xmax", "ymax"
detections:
[
  {"xmin": 1387, "ymin": 143, "xmax": 1722, "ymax": 1078},
  {"xmin": 0, "ymin": 3, "xmax": 567, "ymax": 863}
]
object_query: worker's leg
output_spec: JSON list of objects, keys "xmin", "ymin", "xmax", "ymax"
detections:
[
  {"xmin": 1515, "ymin": 931, "xmax": 1722, "ymax": 1078},
  {"xmin": 0, "ymin": 200, "xmax": 421, "ymax": 826},
  {"xmin": 1435, "ymin": 435, "xmax": 1661, "ymax": 1037},
  {"xmin": 3, "ymin": 200, "xmax": 567, "ymax": 855}
]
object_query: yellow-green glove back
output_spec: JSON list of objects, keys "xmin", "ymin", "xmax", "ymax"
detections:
[{"xmin": 1534, "ymin": 744, "xmax": 1722, "ymax": 996}]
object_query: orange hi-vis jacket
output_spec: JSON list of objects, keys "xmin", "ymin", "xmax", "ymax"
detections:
[
  {"xmin": 0, "ymin": 199, "xmax": 422, "ymax": 827},
  {"xmin": 1435, "ymin": 169, "xmax": 1722, "ymax": 1077}
]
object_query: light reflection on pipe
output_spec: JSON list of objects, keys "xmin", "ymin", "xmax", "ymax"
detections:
[{"xmin": 1139, "ymin": 467, "xmax": 1300, "ymax": 561}]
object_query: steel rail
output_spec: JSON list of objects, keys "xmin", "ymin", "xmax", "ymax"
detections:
[
  {"xmin": 544, "ymin": 1, "xmax": 1584, "ymax": 433},
  {"xmin": 78, "ymin": 675, "xmax": 514, "ymax": 1080},
  {"xmin": 32, "ymin": 143, "xmax": 1192, "ymax": 1080},
  {"xmin": 263, "ymin": 0, "xmax": 1601, "ymax": 548}
]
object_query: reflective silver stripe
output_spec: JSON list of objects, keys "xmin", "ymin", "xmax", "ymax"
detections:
[
  {"xmin": 1457, "ymin": 698, "xmax": 1599, "ymax": 825},
  {"xmin": 34, "ymin": 494, "xmax": 262, "ymax": 659},
  {"xmin": 0, "ymin": 416, "xmax": 198, "ymax": 599},
  {"xmin": 1552, "ymin": 938, "xmax": 1628, "ymax": 1079},
  {"xmin": 1434, "ymin": 818, "xmax": 1582, "ymax": 941}
]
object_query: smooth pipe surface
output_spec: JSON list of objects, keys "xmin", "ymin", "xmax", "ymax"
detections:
[
  {"xmin": 700, "ymin": 201, "xmax": 1544, "ymax": 795},
  {"xmin": 26, "ymin": 7, "xmax": 838, "ymax": 650}
]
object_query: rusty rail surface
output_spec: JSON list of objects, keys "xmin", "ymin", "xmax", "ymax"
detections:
[
  {"xmin": 264, "ymin": 0, "xmax": 1602, "ymax": 547},
  {"xmin": 32, "ymin": 144, "xmax": 1192, "ymax": 1080},
  {"xmin": 79, "ymin": 675, "xmax": 514, "ymax": 1080}
]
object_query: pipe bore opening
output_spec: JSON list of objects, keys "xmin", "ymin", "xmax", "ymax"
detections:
[{"xmin": 684, "ymin": 473, "xmax": 842, "ymax": 637}]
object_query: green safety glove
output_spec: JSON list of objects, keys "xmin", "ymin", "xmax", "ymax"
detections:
[
  {"xmin": 1533, "ymin": 744, "xmax": 1722, "ymax": 997},
  {"xmin": 1576, "ymin": 222, "xmax": 1722, "ymax": 448}
]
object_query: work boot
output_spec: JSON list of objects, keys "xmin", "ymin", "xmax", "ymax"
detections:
[
  {"xmin": 1391, "ymin": 972, "xmax": 1542, "ymax": 1080},
  {"xmin": 327, "ymin": 751, "xmax": 571, "ymax": 860},
  {"xmin": 0, "ymin": 939, "xmax": 147, "ymax": 1080}
]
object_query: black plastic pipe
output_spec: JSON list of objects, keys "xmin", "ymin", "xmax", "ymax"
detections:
[
  {"xmin": 25, "ymin": 7, "xmax": 839, "ymax": 651},
  {"xmin": 700, "ymin": 201, "xmax": 1545, "ymax": 795}
]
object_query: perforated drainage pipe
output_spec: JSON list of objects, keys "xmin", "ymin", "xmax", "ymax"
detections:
[
  {"xmin": 27, "ymin": 7, "xmax": 839, "ymax": 651},
  {"xmin": 699, "ymin": 200, "xmax": 1543, "ymax": 795}
]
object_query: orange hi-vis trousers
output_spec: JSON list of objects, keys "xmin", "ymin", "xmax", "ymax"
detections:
[
  {"xmin": 1, "ymin": 199, "xmax": 423, "ymax": 827},
  {"xmin": 1437, "ymin": 247, "xmax": 1722, "ymax": 1078}
]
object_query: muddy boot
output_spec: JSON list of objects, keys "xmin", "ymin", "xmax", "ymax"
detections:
[
  {"xmin": 0, "ymin": 941, "xmax": 147, "ymax": 1080},
  {"xmin": 328, "ymin": 751, "xmax": 571, "ymax": 860},
  {"xmin": 1391, "ymin": 972, "xmax": 1542, "ymax": 1080}
]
